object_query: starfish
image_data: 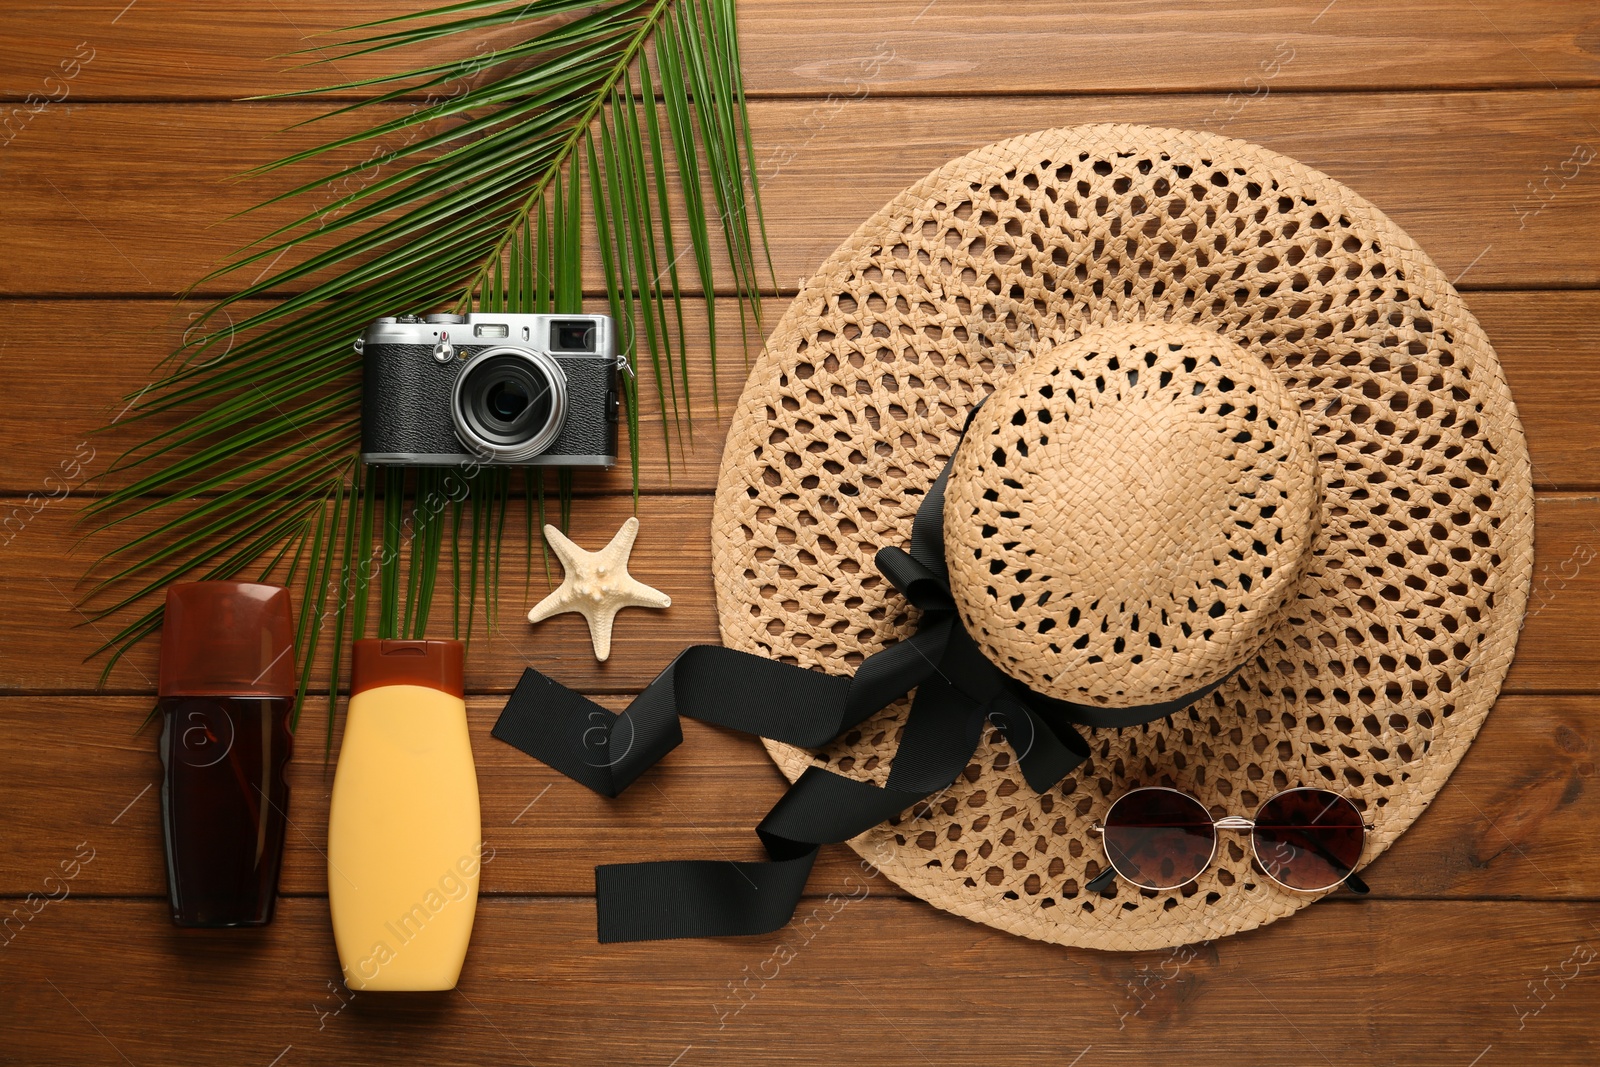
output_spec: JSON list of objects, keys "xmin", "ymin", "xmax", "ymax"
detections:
[{"xmin": 527, "ymin": 516, "xmax": 671, "ymax": 661}]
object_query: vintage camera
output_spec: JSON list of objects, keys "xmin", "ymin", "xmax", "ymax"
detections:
[{"xmin": 358, "ymin": 312, "xmax": 620, "ymax": 466}]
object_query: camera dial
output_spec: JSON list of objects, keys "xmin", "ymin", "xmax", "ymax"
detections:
[{"xmin": 451, "ymin": 347, "xmax": 568, "ymax": 461}]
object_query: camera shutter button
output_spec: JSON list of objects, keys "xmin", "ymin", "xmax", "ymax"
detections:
[{"xmin": 433, "ymin": 331, "xmax": 456, "ymax": 363}]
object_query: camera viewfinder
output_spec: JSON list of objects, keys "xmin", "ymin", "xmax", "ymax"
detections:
[{"xmin": 553, "ymin": 320, "xmax": 597, "ymax": 352}]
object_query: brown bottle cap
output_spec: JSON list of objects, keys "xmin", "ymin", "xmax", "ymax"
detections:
[
  {"xmin": 159, "ymin": 582, "xmax": 297, "ymax": 698},
  {"xmin": 350, "ymin": 639, "xmax": 465, "ymax": 699}
]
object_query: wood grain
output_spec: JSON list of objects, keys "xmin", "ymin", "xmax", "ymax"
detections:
[
  {"xmin": 1, "ymin": 290, "xmax": 1595, "ymax": 501},
  {"xmin": 6, "ymin": 5, "xmax": 1600, "ymax": 1064},
  {"xmin": 0, "ymin": 296, "xmax": 758, "ymax": 499},
  {"xmin": 1, "ymin": 692, "xmax": 1591, "ymax": 901},
  {"xmin": 2, "ymin": 92, "xmax": 1598, "ymax": 298},
  {"xmin": 4, "ymin": 1, "xmax": 1598, "ymax": 101},
  {"xmin": 2, "ymin": 897, "xmax": 1597, "ymax": 1067},
  {"xmin": 4, "ymin": 492, "xmax": 1597, "ymax": 695}
]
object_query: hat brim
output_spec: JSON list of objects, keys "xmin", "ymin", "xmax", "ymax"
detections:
[{"xmin": 711, "ymin": 124, "xmax": 1534, "ymax": 950}]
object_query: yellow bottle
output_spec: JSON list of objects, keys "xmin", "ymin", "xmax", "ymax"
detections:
[{"xmin": 328, "ymin": 639, "xmax": 481, "ymax": 991}]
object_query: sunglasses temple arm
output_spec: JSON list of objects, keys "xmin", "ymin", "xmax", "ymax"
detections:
[
  {"xmin": 1342, "ymin": 869, "xmax": 1369, "ymax": 895},
  {"xmin": 1085, "ymin": 866, "xmax": 1119, "ymax": 893}
]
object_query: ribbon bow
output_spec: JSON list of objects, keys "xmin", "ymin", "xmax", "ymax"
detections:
[{"xmin": 494, "ymin": 419, "xmax": 1230, "ymax": 942}]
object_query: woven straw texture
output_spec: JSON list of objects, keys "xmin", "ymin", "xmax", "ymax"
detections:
[
  {"xmin": 709, "ymin": 125, "xmax": 1534, "ymax": 950},
  {"xmin": 945, "ymin": 322, "xmax": 1325, "ymax": 707}
]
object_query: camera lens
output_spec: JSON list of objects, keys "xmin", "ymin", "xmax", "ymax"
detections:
[
  {"xmin": 468, "ymin": 360, "xmax": 550, "ymax": 435},
  {"xmin": 452, "ymin": 349, "xmax": 568, "ymax": 461},
  {"xmin": 487, "ymin": 380, "xmax": 529, "ymax": 421}
]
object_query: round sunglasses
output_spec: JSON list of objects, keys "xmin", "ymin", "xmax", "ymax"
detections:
[{"xmin": 1085, "ymin": 786, "xmax": 1371, "ymax": 895}]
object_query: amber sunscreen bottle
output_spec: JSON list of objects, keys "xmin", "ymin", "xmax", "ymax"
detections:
[
  {"xmin": 328, "ymin": 639, "xmax": 481, "ymax": 991},
  {"xmin": 157, "ymin": 581, "xmax": 295, "ymax": 928}
]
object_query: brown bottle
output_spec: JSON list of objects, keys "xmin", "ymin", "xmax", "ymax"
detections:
[{"xmin": 157, "ymin": 582, "xmax": 296, "ymax": 928}]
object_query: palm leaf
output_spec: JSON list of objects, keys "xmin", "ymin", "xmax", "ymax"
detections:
[{"xmin": 80, "ymin": 0, "xmax": 772, "ymax": 746}]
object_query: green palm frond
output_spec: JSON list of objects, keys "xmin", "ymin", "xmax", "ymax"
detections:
[{"xmin": 80, "ymin": 0, "xmax": 772, "ymax": 731}]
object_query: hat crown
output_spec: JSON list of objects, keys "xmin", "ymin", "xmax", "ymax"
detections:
[{"xmin": 944, "ymin": 323, "xmax": 1322, "ymax": 707}]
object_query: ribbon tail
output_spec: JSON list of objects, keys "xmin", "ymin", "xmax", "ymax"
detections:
[
  {"xmin": 759, "ymin": 766, "xmax": 932, "ymax": 847},
  {"xmin": 988, "ymin": 695, "xmax": 1092, "ymax": 794},
  {"xmin": 903, "ymin": 400, "xmax": 986, "ymax": 573},
  {"xmin": 495, "ymin": 647, "xmax": 962, "ymax": 943},
  {"xmin": 596, "ymin": 767, "xmax": 929, "ymax": 942},
  {"xmin": 843, "ymin": 619, "xmax": 952, "ymax": 725},
  {"xmin": 493, "ymin": 648, "xmax": 858, "ymax": 798},
  {"xmin": 593, "ymin": 634, "xmax": 997, "ymax": 941},
  {"xmin": 490, "ymin": 665, "xmax": 679, "ymax": 797},
  {"xmin": 883, "ymin": 669, "xmax": 988, "ymax": 794},
  {"xmin": 595, "ymin": 852, "xmax": 819, "ymax": 943}
]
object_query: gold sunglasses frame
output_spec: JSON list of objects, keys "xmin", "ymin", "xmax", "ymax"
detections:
[{"xmin": 1088, "ymin": 785, "xmax": 1373, "ymax": 894}]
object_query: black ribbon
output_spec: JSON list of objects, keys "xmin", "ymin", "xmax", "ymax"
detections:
[{"xmin": 494, "ymin": 419, "xmax": 1235, "ymax": 942}]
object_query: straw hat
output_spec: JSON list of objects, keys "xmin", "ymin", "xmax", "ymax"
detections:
[{"xmin": 709, "ymin": 125, "xmax": 1533, "ymax": 950}]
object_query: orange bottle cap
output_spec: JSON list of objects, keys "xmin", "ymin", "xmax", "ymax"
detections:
[
  {"xmin": 350, "ymin": 639, "xmax": 465, "ymax": 699},
  {"xmin": 159, "ymin": 582, "xmax": 296, "ymax": 698}
]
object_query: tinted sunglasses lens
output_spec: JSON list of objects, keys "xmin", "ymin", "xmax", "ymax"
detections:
[
  {"xmin": 1253, "ymin": 789, "xmax": 1365, "ymax": 891},
  {"xmin": 1101, "ymin": 789, "xmax": 1216, "ymax": 890}
]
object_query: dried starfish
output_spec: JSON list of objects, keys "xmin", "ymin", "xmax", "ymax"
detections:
[{"xmin": 527, "ymin": 516, "xmax": 670, "ymax": 661}]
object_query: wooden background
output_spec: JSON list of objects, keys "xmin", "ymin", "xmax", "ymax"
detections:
[{"xmin": 4, "ymin": 1, "xmax": 1600, "ymax": 1064}]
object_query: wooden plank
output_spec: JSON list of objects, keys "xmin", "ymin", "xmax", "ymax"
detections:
[
  {"xmin": 4, "ymin": 1, "xmax": 1598, "ymax": 102},
  {"xmin": 4, "ymin": 494, "xmax": 721, "ymax": 695},
  {"xmin": 2, "ymin": 92, "xmax": 1598, "ymax": 297},
  {"xmin": 2, "ymin": 491, "xmax": 1594, "ymax": 694},
  {"xmin": 0, "ymin": 297, "xmax": 756, "ymax": 500},
  {"xmin": 1, "ymin": 290, "xmax": 1595, "ymax": 501},
  {"xmin": 1, "ymin": 896, "xmax": 1597, "ymax": 1065},
  {"xmin": 1490, "ymin": 291, "xmax": 1600, "ymax": 489},
  {"xmin": 5, "ymin": 8, "xmax": 1596, "ymax": 1067},
  {"xmin": 1, "ymin": 691, "xmax": 1592, "ymax": 902}
]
